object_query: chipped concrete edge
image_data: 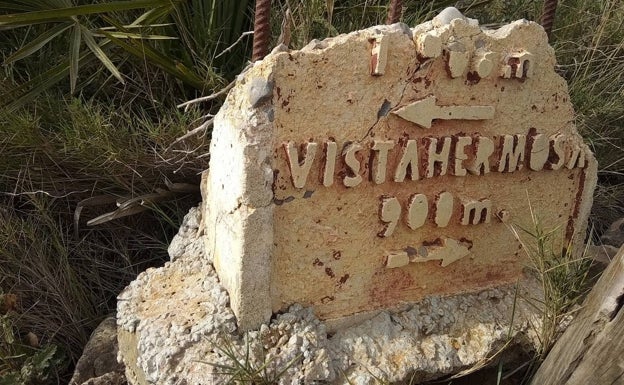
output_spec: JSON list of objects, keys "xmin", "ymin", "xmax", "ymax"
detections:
[
  {"xmin": 205, "ymin": 59, "xmax": 276, "ymax": 330},
  {"xmin": 118, "ymin": 328, "xmax": 146, "ymax": 385},
  {"xmin": 576, "ymin": 151, "xmax": 598, "ymax": 252}
]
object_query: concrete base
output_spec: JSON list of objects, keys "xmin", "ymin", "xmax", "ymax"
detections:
[{"xmin": 117, "ymin": 208, "xmax": 545, "ymax": 385}]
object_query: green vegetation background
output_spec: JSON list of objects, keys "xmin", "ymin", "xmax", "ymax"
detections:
[{"xmin": 0, "ymin": 0, "xmax": 622, "ymax": 384}]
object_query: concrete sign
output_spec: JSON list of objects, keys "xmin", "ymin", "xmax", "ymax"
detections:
[{"xmin": 205, "ymin": 14, "xmax": 596, "ymax": 330}]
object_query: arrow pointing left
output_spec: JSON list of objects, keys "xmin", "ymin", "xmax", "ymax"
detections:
[{"xmin": 392, "ymin": 96, "xmax": 495, "ymax": 128}]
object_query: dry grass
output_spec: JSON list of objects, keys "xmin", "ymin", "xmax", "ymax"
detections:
[{"xmin": 0, "ymin": 97, "xmax": 204, "ymax": 383}]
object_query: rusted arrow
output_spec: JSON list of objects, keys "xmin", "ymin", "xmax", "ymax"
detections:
[
  {"xmin": 385, "ymin": 238, "xmax": 470, "ymax": 269},
  {"xmin": 392, "ymin": 96, "xmax": 495, "ymax": 128},
  {"xmin": 411, "ymin": 238, "xmax": 470, "ymax": 267}
]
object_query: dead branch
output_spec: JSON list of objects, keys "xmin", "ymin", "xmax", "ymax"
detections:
[
  {"xmin": 165, "ymin": 118, "xmax": 214, "ymax": 151},
  {"xmin": 216, "ymin": 31, "xmax": 254, "ymax": 59},
  {"xmin": 177, "ymin": 82, "xmax": 235, "ymax": 110}
]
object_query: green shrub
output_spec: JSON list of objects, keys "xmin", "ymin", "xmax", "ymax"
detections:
[
  {"xmin": 0, "ymin": 289, "xmax": 65, "ymax": 385},
  {"xmin": 0, "ymin": 0, "xmax": 254, "ymax": 111}
]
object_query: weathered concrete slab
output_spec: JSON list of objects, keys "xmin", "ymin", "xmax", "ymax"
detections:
[{"xmin": 206, "ymin": 15, "xmax": 596, "ymax": 329}]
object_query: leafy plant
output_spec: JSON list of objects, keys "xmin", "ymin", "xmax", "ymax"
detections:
[
  {"xmin": 0, "ymin": 1, "xmax": 177, "ymax": 109},
  {"xmin": 0, "ymin": 0, "xmax": 254, "ymax": 111},
  {"xmin": 0, "ymin": 191, "xmax": 185, "ymax": 384},
  {"xmin": 510, "ymin": 207, "xmax": 593, "ymax": 383},
  {"xmin": 164, "ymin": 0, "xmax": 253, "ymax": 79},
  {"xmin": 0, "ymin": 289, "xmax": 65, "ymax": 385}
]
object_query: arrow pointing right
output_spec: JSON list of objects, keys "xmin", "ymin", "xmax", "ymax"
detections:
[
  {"xmin": 385, "ymin": 238, "xmax": 471, "ymax": 269},
  {"xmin": 411, "ymin": 238, "xmax": 471, "ymax": 267},
  {"xmin": 392, "ymin": 96, "xmax": 495, "ymax": 128}
]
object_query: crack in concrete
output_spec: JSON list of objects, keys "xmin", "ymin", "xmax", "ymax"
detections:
[{"xmin": 357, "ymin": 59, "xmax": 421, "ymax": 143}]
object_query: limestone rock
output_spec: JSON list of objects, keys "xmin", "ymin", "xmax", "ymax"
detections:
[
  {"xmin": 70, "ymin": 317, "xmax": 126, "ymax": 385},
  {"xmin": 167, "ymin": 206, "xmax": 205, "ymax": 263},
  {"xmin": 117, "ymin": 256, "xmax": 235, "ymax": 385},
  {"xmin": 601, "ymin": 218, "xmax": 624, "ymax": 248},
  {"xmin": 80, "ymin": 372, "xmax": 127, "ymax": 385},
  {"xmin": 586, "ymin": 244, "xmax": 619, "ymax": 266}
]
